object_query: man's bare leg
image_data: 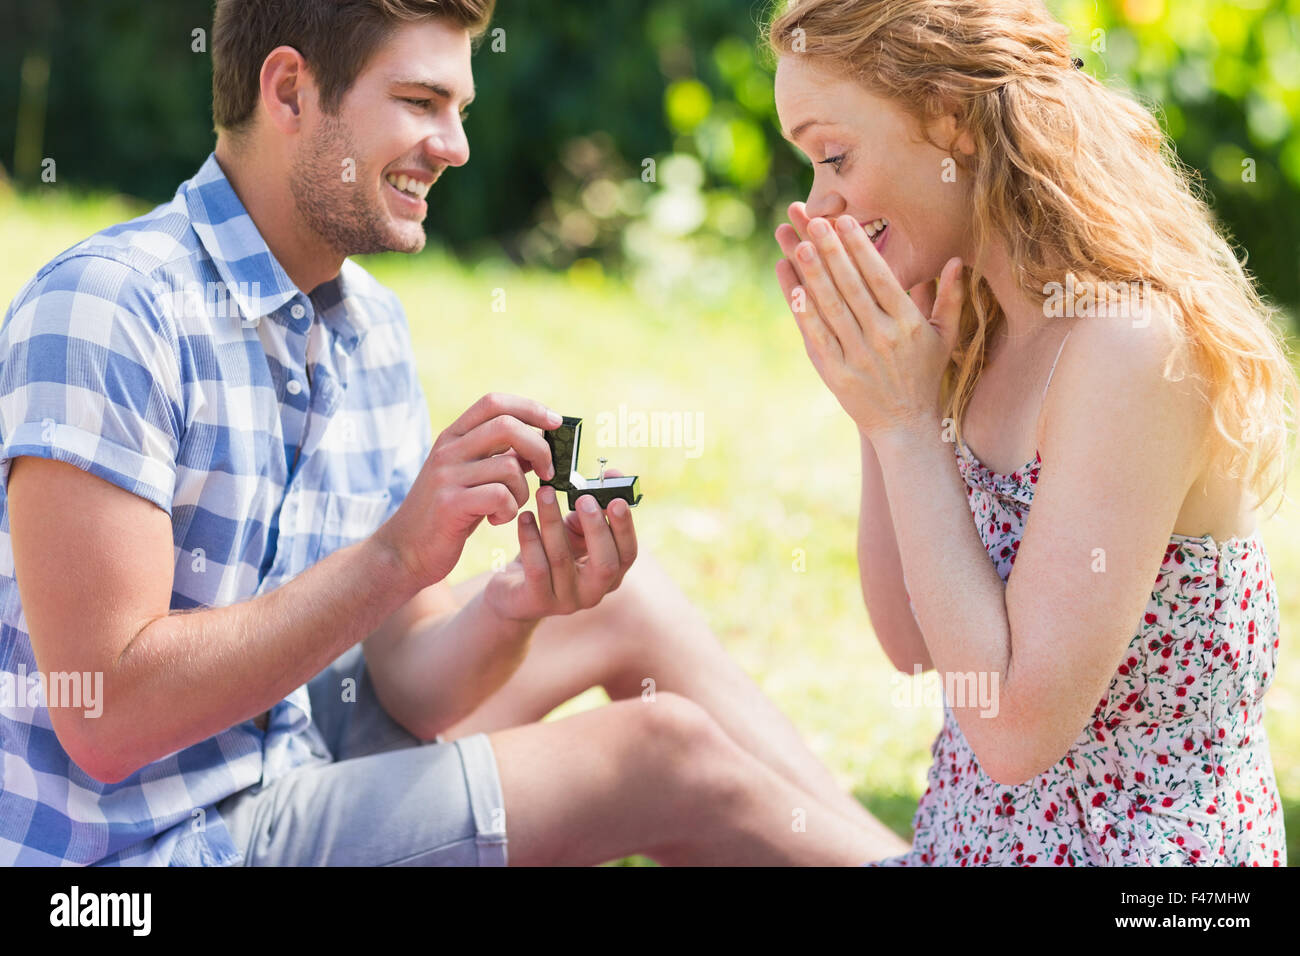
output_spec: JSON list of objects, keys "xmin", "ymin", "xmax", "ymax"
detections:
[
  {"xmin": 439, "ymin": 550, "xmax": 901, "ymax": 844},
  {"xmin": 489, "ymin": 691, "xmax": 909, "ymax": 865}
]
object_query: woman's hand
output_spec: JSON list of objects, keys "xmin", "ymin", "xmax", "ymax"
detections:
[{"xmin": 774, "ymin": 201, "xmax": 966, "ymax": 440}]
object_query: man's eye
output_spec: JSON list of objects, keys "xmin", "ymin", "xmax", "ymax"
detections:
[
  {"xmin": 817, "ymin": 153, "xmax": 846, "ymax": 172},
  {"xmin": 402, "ymin": 97, "xmax": 431, "ymax": 109}
]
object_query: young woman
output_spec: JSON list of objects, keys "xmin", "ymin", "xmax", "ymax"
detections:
[{"xmin": 767, "ymin": 0, "xmax": 1297, "ymax": 865}]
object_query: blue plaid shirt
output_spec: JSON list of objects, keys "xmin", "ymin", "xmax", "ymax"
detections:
[{"xmin": 0, "ymin": 153, "xmax": 433, "ymax": 865}]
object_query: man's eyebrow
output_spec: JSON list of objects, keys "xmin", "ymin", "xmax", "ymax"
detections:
[
  {"xmin": 390, "ymin": 76, "xmax": 475, "ymax": 108},
  {"xmin": 782, "ymin": 119, "xmax": 827, "ymax": 143}
]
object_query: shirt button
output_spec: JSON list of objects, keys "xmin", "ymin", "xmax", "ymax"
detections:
[
  {"xmin": 290, "ymin": 303, "xmax": 306, "ymax": 319},
  {"xmin": 286, "ymin": 379, "xmax": 303, "ymax": 395}
]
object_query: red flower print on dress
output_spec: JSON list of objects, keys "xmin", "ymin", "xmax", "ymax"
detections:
[{"xmin": 869, "ymin": 442, "xmax": 1284, "ymax": 867}]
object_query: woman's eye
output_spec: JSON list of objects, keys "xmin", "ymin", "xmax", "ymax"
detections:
[{"xmin": 817, "ymin": 153, "xmax": 846, "ymax": 172}]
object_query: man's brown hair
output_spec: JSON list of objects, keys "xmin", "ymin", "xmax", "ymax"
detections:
[{"xmin": 212, "ymin": 0, "xmax": 495, "ymax": 134}]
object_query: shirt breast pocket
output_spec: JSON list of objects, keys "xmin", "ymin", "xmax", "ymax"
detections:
[{"xmin": 313, "ymin": 488, "xmax": 392, "ymax": 563}]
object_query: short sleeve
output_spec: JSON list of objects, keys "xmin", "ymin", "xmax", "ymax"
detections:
[{"xmin": 0, "ymin": 255, "xmax": 185, "ymax": 515}]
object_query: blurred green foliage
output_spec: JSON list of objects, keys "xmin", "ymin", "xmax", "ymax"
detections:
[
  {"xmin": 1063, "ymin": 0, "xmax": 1300, "ymax": 318},
  {"xmin": 2, "ymin": 0, "xmax": 1298, "ymax": 316}
]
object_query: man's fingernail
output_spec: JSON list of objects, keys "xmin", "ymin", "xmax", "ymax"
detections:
[
  {"xmin": 579, "ymin": 495, "xmax": 598, "ymax": 513},
  {"xmin": 546, "ymin": 408, "xmax": 562, "ymax": 426},
  {"xmin": 539, "ymin": 485, "xmax": 554, "ymax": 503}
]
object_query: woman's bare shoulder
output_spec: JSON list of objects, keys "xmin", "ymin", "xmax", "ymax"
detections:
[
  {"xmin": 1049, "ymin": 300, "xmax": 1257, "ymax": 537},
  {"xmin": 1046, "ymin": 299, "xmax": 1210, "ymax": 471}
]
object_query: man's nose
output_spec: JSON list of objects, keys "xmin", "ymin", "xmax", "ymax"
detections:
[{"xmin": 425, "ymin": 121, "xmax": 469, "ymax": 169}]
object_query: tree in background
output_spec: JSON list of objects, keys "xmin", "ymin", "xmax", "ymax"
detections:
[{"xmin": 3, "ymin": 0, "xmax": 1296, "ymax": 319}]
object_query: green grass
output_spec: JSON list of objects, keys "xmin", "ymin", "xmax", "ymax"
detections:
[{"xmin": 3, "ymin": 184, "xmax": 1298, "ymax": 865}]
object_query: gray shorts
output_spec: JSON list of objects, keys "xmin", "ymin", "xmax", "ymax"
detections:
[{"xmin": 216, "ymin": 644, "xmax": 508, "ymax": 866}]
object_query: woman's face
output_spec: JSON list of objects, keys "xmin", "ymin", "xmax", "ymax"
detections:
[{"xmin": 774, "ymin": 55, "xmax": 974, "ymax": 292}]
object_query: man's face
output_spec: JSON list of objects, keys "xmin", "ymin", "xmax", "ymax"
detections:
[{"xmin": 290, "ymin": 18, "xmax": 474, "ymax": 258}]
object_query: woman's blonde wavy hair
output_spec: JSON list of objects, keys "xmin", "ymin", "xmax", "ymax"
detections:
[{"xmin": 764, "ymin": 0, "xmax": 1299, "ymax": 518}]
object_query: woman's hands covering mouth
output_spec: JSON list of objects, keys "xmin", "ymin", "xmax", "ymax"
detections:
[{"xmin": 774, "ymin": 201, "xmax": 965, "ymax": 441}]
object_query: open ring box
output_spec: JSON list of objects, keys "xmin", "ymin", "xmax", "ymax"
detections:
[{"xmin": 540, "ymin": 415, "xmax": 643, "ymax": 510}]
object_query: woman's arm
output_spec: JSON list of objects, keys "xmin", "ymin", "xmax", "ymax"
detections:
[
  {"xmin": 871, "ymin": 309, "xmax": 1207, "ymax": 785},
  {"xmin": 858, "ymin": 429, "xmax": 933, "ymax": 673},
  {"xmin": 784, "ymin": 214, "xmax": 1210, "ymax": 786}
]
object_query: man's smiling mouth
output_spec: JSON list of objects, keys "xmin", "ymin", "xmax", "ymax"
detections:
[{"xmin": 385, "ymin": 172, "xmax": 433, "ymax": 200}]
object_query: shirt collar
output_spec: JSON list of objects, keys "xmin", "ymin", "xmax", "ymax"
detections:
[{"xmin": 182, "ymin": 152, "xmax": 371, "ymax": 348}]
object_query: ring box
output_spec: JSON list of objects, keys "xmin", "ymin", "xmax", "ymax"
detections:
[{"xmin": 540, "ymin": 415, "xmax": 642, "ymax": 510}]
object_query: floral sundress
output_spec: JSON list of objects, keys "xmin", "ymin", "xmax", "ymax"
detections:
[{"xmin": 872, "ymin": 438, "xmax": 1286, "ymax": 866}]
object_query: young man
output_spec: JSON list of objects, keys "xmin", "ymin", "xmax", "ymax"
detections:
[{"xmin": 0, "ymin": 0, "xmax": 907, "ymax": 865}]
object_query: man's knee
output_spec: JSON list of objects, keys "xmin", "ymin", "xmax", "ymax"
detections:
[
  {"xmin": 626, "ymin": 692, "xmax": 747, "ymax": 807},
  {"xmin": 635, "ymin": 690, "xmax": 711, "ymax": 745}
]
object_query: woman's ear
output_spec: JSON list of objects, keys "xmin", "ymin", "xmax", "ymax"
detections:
[
  {"xmin": 953, "ymin": 122, "xmax": 975, "ymax": 156},
  {"xmin": 930, "ymin": 112, "xmax": 975, "ymax": 156}
]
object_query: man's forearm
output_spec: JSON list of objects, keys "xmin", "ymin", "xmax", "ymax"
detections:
[
  {"xmin": 365, "ymin": 585, "xmax": 539, "ymax": 740},
  {"xmin": 92, "ymin": 535, "xmax": 422, "ymax": 781}
]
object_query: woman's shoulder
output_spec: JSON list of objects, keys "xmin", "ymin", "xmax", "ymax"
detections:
[
  {"xmin": 1048, "ymin": 299, "xmax": 1258, "ymax": 537},
  {"xmin": 1059, "ymin": 295, "xmax": 1194, "ymax": 376},
  {"xmin": 1044, "ymin": 297, "xmax": 1210, "ymax": 467}
]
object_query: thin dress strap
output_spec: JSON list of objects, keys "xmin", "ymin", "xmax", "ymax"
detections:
[{"xmin": 1041, "ymin": 328, "xmax": 1074, "ymax": 401}]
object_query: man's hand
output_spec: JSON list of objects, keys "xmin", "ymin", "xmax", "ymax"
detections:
[
  {"xmin": 554, "ymin": 466, "xmax": 632, "ymax": 558},
  {"xmin": 375, "ymin": 392, "xmax": 561, "ymax": 589},
  {"xmin": 483, "ymin": 472, "xmax": 638, "ymax": 623}
]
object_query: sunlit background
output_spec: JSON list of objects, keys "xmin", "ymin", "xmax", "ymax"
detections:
[{"xmin": 3, "ymin": 0, "xmax": 1298, "ymax": 864}]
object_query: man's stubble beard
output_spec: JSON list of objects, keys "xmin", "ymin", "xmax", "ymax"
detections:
[{"xmin": 289, "ymin": 111, "xmax": 426, "ymax": 258}]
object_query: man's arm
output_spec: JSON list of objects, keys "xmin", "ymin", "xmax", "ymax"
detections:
[
  {"xmin": 364, "ymin": 481, "xmax": 638, "ymax": 740},
  {"xmin": 9, "ymin": 455, "xmax": 423, "ymax": 785},
  {"xmin": 12, "ymin": 384, "xmax": 569, "ymax": 783},
  {"xmin": 363, "ymin": 583, "xmax": 536, "ymax": 741}
]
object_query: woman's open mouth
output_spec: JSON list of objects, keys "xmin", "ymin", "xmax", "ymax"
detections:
[{"xmin": 861, "ymin": 218, "xmax": 889, "ymax": 252}]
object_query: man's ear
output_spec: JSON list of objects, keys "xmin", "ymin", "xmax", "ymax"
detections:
[{"xmin": 258, "ymin": 45, "xmax": 315, "ymax": 136}]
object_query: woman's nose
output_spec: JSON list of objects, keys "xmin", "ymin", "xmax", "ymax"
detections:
[{"xmin": 803, "ymin": 189, "xmax": 843, "ymax": 223}]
